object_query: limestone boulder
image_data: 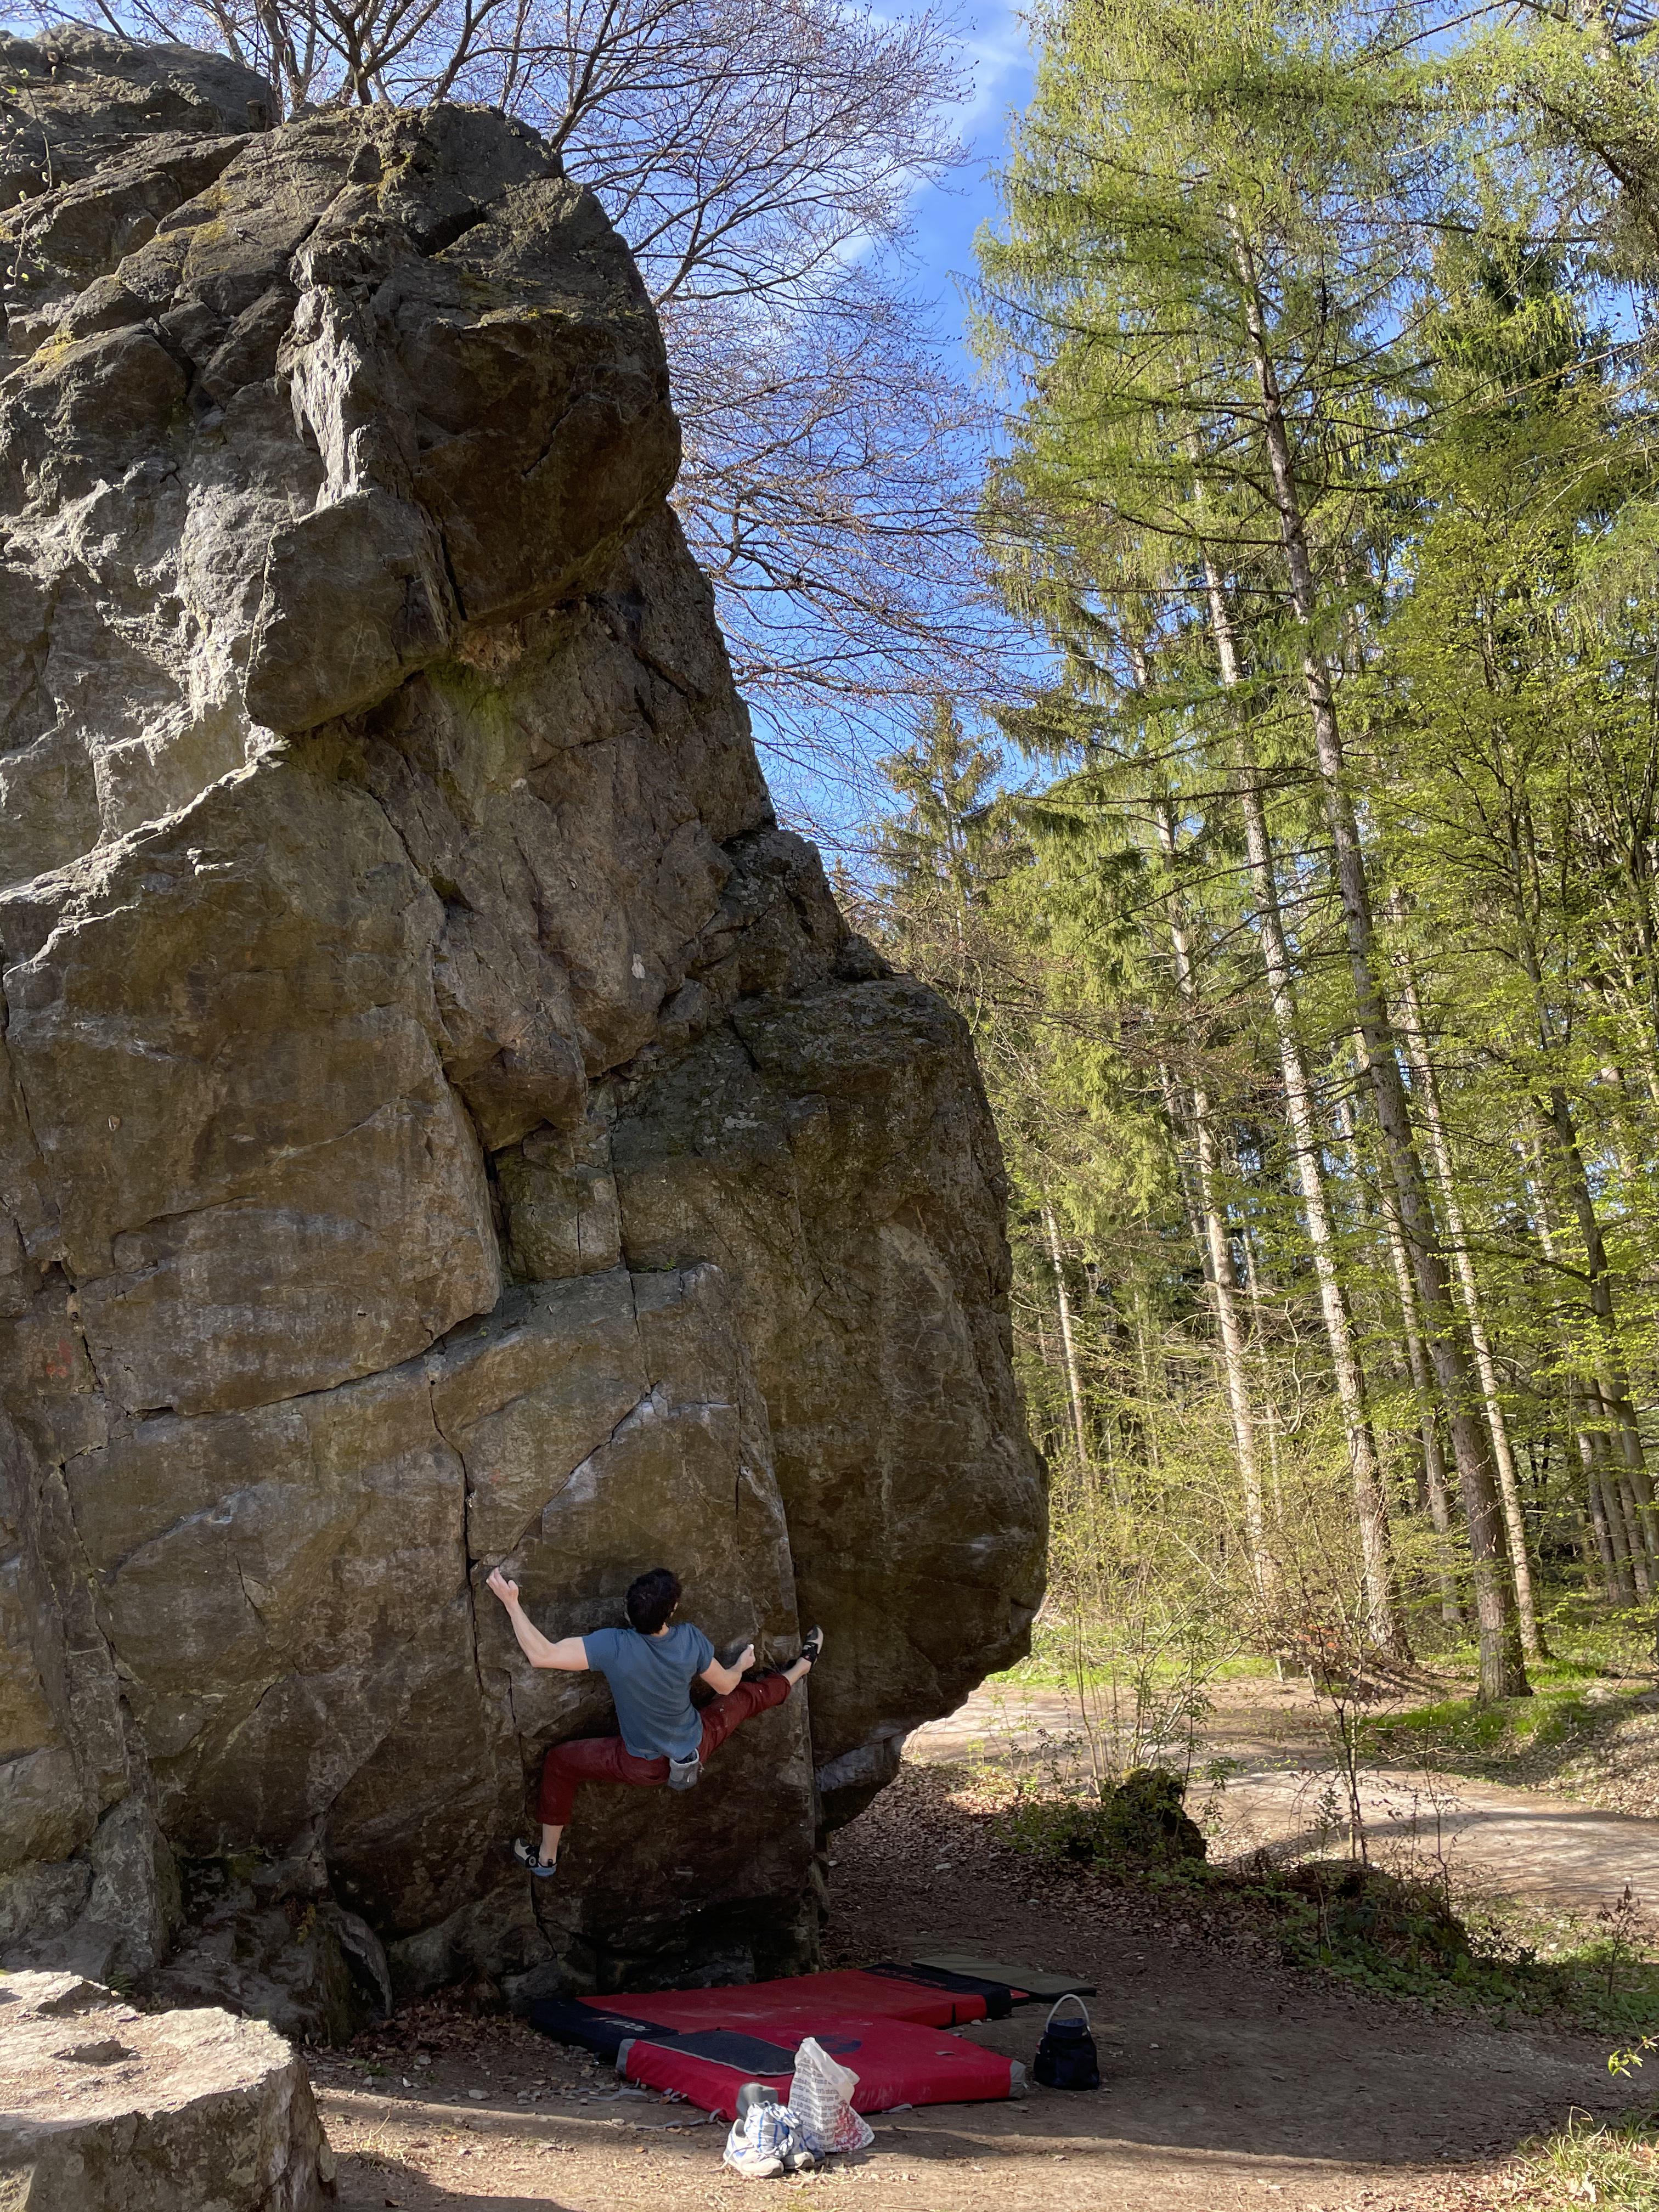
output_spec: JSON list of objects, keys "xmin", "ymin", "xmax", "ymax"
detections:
[
  {"xmin": 0, "ymin": 1971, "xmax": 331, "ymax": 2211},
  {"xmin": 0, "ymin": 27, "xmax": 1045, "ymax": 2027}
]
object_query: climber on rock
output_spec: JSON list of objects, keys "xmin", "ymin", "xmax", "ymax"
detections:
[{"xmin": 484, "ymin": 1562, "xmax": 823, "ymax": 1877}]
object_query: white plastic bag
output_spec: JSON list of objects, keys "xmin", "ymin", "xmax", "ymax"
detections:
[{"xmin": 788, "ymin": 2036, "xmax": 874, "ymax": 2156}]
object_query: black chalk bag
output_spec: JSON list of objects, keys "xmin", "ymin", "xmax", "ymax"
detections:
[{"xmin": 1032, "ymin": 1993, "xmax": 1100, "ymax": 2091}]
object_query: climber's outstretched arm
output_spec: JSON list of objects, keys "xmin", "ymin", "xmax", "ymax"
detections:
[
  {"xmin": 701, "ymin": 1643, "xmax": 755, "ymax": 1696},
  {"xmin": 486, "ymin": 1568, "xmax": 590, "ymax": 1671}
]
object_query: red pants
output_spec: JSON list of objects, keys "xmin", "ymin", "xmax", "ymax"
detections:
[{"xmin": 538, "ymin": 1670, "xmax": 793, "ymax": 1827}]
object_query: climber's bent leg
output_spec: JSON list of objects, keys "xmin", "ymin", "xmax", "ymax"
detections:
[
  {"xmin": 693, "ymin": 1667, "xmax": 793, "ymax": 1759},
  {"xmin": 538, "ymin": 1732, "xmax": 667, "ymax": 1832}
]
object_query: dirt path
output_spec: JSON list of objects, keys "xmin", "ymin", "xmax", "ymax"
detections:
[
  {"xmin": 320, "ymin": 1763, "xmax": 1632, "ymax": 2212},
  {"xmin": 910, "ymin": 1680, "xmax": 1659, "ymax": 1909}
]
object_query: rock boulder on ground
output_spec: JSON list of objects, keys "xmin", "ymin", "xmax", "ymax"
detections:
[
  {"xmin": 0, "ymin": 1971, "xmax": 331, "ymax": 2210},
  {"xmin": 0, "ymin": 28, "xmax": 1045, "ymax": 2025}
]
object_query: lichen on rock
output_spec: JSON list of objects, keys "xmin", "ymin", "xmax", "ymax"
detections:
[{"xmin": 0, "ymin": 26, "xmax": 1045, "ymax": 2030}]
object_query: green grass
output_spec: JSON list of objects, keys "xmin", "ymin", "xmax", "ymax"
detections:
[
  {"xmin": 1415, "ymin": 1590, "xmax": 1659, "ymax": 1681},
  {"xmin": 1261, "ymin": 1875, "xmax": 1659, "ymax": 2029},
  {"xmin": 989, "ymin": 1621, "xmax": 1266, "ymax": 1695},
  {"xmin": 1502, "ymin": 2111, "xmax": 1659, "ymax": 2207},
  {"xmin": 1359, "ymin": 1656, "xmax": 1651, "ymax": 1778}
]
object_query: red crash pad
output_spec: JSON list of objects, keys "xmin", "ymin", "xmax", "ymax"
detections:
[
  {"xmin": 617, "ymin": 2012, "xmax": 1022, "ymax": 2118},
  {"xmin": 527, "ymin": 1962, "xmax": 1032, "ymax": 2116},
  {"xmin": 580, "ymin": 1965, "xmax": 1005, "ymax": 2032}
]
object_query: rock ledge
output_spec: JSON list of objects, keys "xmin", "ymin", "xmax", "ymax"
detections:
[{"xmin": 0, "ymin": 1971, "xmax": 331, "ymax": 2210}]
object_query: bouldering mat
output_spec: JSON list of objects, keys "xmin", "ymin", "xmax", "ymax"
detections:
[
  {"xmin": 913, "ymin": 1953, "xmax": 1097, "ymax": 1999},
  {"xmin": 617, "ymin": 2014, "xmax": 1024, "ymax": 2118},
  {"xmin": 860, "ymin": 1961, "xmax": 1023, "ymax": 2017},
  {"xmin": 527, "ymin": 1999, "xmax": 695, "ymax": 2059},
  {"xmin": 526, "ymin": 1964, "xmax": 1031, "ymax": 2117},
  {"xmin": 597, "ymin": 1964, "xmax": 1009, "ymax": 2027},
  {"xmin": 524, "ymin": 1966, "xmax": 998, "ymax": 2063}
]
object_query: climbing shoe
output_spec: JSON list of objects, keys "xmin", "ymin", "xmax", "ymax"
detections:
[
  {"xmin": 799, "ymin": 1627, "xmax": 824, "ymax": 1671},
  {"xmin": 512, "ymin": 1837, "xmax": 559, "ymax": 1879}
]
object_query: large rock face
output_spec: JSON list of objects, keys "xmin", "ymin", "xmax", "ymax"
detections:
[{"xmin": 0, "ymin": 28, "xmax": 1045, "ymax": 2023}]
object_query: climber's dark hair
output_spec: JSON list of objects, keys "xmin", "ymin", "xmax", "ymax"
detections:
[{"xmin": 626, "ymin": 1567, "xmax": 681, "ymax": 1635}]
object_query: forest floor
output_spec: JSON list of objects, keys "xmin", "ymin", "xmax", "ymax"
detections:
[
  {"xmin": 317, "ymin": 1673, "xmax": 1659, "ymax": 2212},
  {"xmin": 908, "ymin": 1669, "xmax": 1659, "ymax": 1908}
]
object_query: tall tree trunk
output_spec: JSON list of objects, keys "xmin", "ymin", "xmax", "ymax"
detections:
[
  {"xmin": 1524, "ymin": 1137, "xmax": 1647, "ymax": 1602},
  {"xmin": 1334, "ymin": 1085, "xmax": 1456, "ymax": 1621},
  {"xmin": 1156, "ymin": 1060, "xmax": 1211, "ymax": 1258},
  {"xmin": 1387, "ymin": 934, "xmax": 1545, "ymax": 1657},
  {"xmin": 1537, "ymin": 1088, "xmax": 1659, "ymax": 1564},
  {"xmin": 1580, "ymin": 1434, "xmax": 1625, "ymax": 1605},
  {"xmin": 1237, "ymin": 1203, "xmax": 1288, "ymax": 1527},
  {"xmin": 1230, "ymin": 223, "xmax": 1523, "ymax": 1697},
  {"xmin": 1376, "ymin": 1181, "xmax": 1464, "ymax": 1627},
  {"xmin": 1135, "ymin": 1291, "xmax": 1164, "ymax": 1472},
  {"xmin": 1585, "ymin": 1381, "xmax": 1656, "ymax": 1598},
  {"xmin": 1198, "ymin": 548, "xmax": 1408, "ymax": 1660},
  {"xmin": 1044, "ymin": 1203, "xmax": 1091, "ymax": 1475},
  {"xmin": 1155, "ymin": 809, "xmax": 1274, "ymax": 1602}
]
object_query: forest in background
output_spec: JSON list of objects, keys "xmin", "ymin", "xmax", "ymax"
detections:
[{"xmin": 863, "ymin": 0, "xmax": 1659, "ymax": 1713}]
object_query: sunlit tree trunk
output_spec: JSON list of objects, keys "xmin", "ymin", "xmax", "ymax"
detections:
[
  {"xmin": 1378, "ymin": 1191, "xmax": 1464, "ymax": 1627},
  {"xmin": 1524, "ymin": 1137, "xmax": 1650, "ymax": 1601},
  {"xmin": 1199, "ymin": 550, "xmax": 1408, "ymax": 1661},
  {"xmin": 1154, "ymin": 809, "xmax": 1274, "ymax": 1604},
  {"xmin": 1536, "ymin": 1089, "xmax": 1659, "ymax": 1566},
  {"xmin": 1386, "ymin": 937, "xmax": 1544, "ymax": 1657},
  {"xmin": 1044, "ymin": 1203, "xmax": 1091, "ymax": 1475},
  {"xmin": 1231, "ymin": 225, "xmax": 1522, "ymax": 1697},
  {"xmin": 1579, "ymin": 1433, "xmax": 1626, "ymax": 1605},
  {"xmin": 1236, "ymin": 1196, "xmax": 1288, "ymax": 1529},
  {"xmin": 1334, "ymin": 1083, "xmax": 1455, "ymax": 1621}
]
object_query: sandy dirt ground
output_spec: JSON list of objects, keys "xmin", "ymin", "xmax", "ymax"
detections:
[
  {"xmin": 319, "ymin": 1737, "xmax": 1639, "ymax": 2212},
  {"xmin": 909, "ymin": 1675, "xmax": 1659, "ymax": 1909}
]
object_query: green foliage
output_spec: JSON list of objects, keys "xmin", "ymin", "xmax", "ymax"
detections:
[
  {"xmin": 869, "ymin": 0, "xmax": 1659, "ymax": 1746},
  {"xmin": 1277, "ymin": 1859, "xmax": 1472, "ymax": 1975},
  {"xmin": 1503, "ymin": 2112, "xmax": 1659, "ymax": 2207},
  {"xmin": 995, "ymin": 1780, "xmax": 1659, "ymax": 2025},
  {"xmin": 1358, "ymin": 1662, "xmax": 1646, "ymax": 1774},
  {"xmin": 1006, "ymin": 1767, "xmax": 1209, "ymax": 1869}
]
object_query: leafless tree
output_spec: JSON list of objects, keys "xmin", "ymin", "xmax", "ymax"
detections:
[
  {"xmin": 665, "ymin": 269, "xmax": 1010, "ymax": 826},
  {"xmin": 42, "ymin": 0, "xmax": 1011, "ymax": 836}
]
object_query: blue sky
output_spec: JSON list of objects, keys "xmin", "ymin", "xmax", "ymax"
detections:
[
  {"xmin": 907, "ymin": 0, "xmax": 1034, "ymax": 364},
  {"xmin": 753, "ymin": 0, "xmax": 1038, "ymax": 853}
]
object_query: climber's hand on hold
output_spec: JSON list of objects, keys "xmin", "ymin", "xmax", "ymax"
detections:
[
  {"xmin": 702, "ymin": 1640, "xmax": 758, "ymax": 1695},
  {"xmin": 487, "ymin": 1572, "xmax": 590, "ymax": 1672}
]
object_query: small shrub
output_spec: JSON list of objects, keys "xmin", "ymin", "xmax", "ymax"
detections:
[
  {"xmin": 1099, "ymin": 1768, "xmax": 1208, "ymax": 1864},
  {"xmin": 1278, "ymin": 1860, "xmax": 1471, "ymax": 1974},
  {"xmin": 1007, "ymin": 1765, "xmax": 1207, "ymax": 1869}
]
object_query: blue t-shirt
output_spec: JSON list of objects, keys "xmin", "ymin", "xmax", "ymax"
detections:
[{"xmin": 583, "ymin": 1622, "xmax": 716, "ymax": 1759}]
